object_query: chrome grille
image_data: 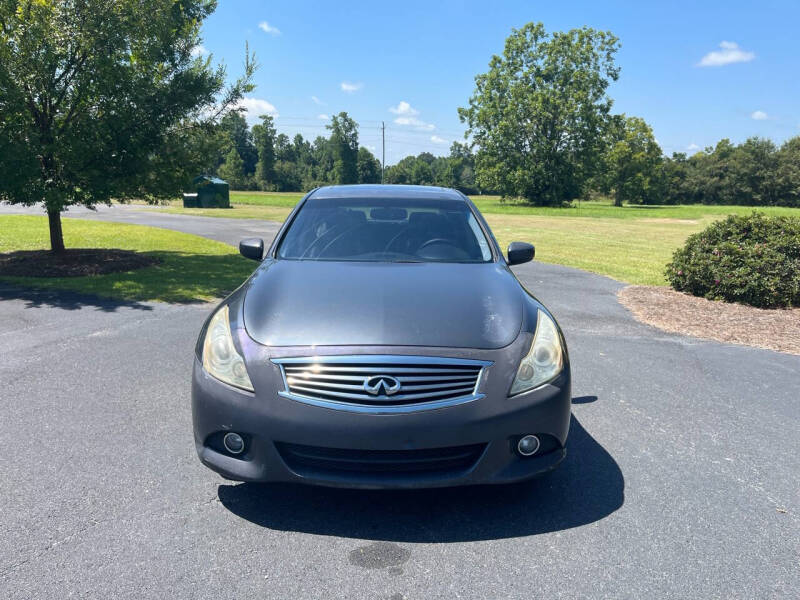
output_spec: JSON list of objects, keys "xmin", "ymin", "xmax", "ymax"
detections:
[{"xmin": 272, "ymin": 355, "xmax": 492, "ymax": 413}]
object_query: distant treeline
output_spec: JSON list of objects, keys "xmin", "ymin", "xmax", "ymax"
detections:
[
  {"xmin": 210, "ymin": 110, "xmax": 800, "ymax": 207},
  {"xmin": 208, "ymin": 111, "xmax": 479, "ymax": 195},
  {"xmin": 648, "ymin": 137, "xmax": 800, "ymax": 207}
]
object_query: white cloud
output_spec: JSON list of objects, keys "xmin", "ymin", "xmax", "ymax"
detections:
[
  {"xmin": 430, "ymin": 135, "xmax": 449, "ymax": 145},
  {"xmin": 687, "ymin": 143, "xmax": 700, "ymax": 152},
  {"xmin": 394, "ymin": 117, "xmax": 435, "ymax": 130},
  {"xmin": 317, "ymin": 113, "xmax": 329, "ymax": 120},
  {"xmin": 751, "ymin": 110, "xmax": 768, "ymax": 120},
  {"xmin": 340, "ymin": 81, "xmax": 363, "ymax": 93},
  {"xmin": 235, "ymin": 97, "xmax": 278, "ymax": 124},
  {"xmin": 191, "ymin": 44, "xmax": 208, "ymax": 57},
  {"xmin": 258, "ymin": 21, "xmax": 281, "ymax": 35},
  {"xmin": 697, "ymin": 41, "xmax": 754, "ymax": 67},
  {"xmin": 311, "ymin": 95, "xmax": 325, "ymax": 106},
  {"xmin": 389, "ymin": 101, "xmax": 435, "ymax": 130},
  {"xmin": 389, "ymin": 101, "xmax": 419, "ymax": 116},
  {"xmin": 364, "ymin": 145, "xmax": 377, "ymax": 153}
]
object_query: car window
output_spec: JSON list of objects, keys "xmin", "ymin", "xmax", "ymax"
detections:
[{"xmin": 277, "ymin": 197, "xmax": 493, "ymax": 263}]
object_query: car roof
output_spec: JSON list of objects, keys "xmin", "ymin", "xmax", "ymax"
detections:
[{"xmin": 309, "ymin": 184, "xmax": 466, "ymax": 201}]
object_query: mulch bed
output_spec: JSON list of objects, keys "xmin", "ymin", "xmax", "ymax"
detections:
[
  {"xmin": 0, "ymin": 249, "xmax": 160, "ymax": 278},
  {"xmin": 618, "ymin": 285, "xmax": 800, "ymax": 356}
]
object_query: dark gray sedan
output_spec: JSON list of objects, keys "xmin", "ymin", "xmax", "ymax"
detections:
[{"xmin": 192, "ymin": 185, "xmax": 571, "ymax": 488}]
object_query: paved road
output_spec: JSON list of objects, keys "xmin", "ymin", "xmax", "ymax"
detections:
[
  {"xmin": 1, "ymin": 206, "xmax": 798, "ymax": 598},
  {"xmin": 1, "ymin": 203, "xmax": 283, "ymax": 245}
]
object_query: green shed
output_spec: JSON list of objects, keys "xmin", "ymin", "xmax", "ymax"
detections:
[{"xmin": 183, "ymin": 175, "xmax": 230, "ymax": 208}]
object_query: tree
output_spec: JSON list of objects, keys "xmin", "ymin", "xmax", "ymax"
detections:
[
  {"xmin": 600, "ymin": 116, "xmax": 663, "ymax": 206},
  {"xmin": 620, "ymin": 135, "xmax": 800, "ymax": 207},
  {"xmin": 658, "ymin": 153, "xmax": 691, "ymax": 205},
  {"xmin": 410, "ymin": 160, "xmax": 433, "ymax": 186},
  {"xmin": 311, "ymin": 135, "xmax": 334, "ymax": 184},
  {"xmin": 384, "ymin": 156, "xmax": 414, "ymax": 184},
  {"xmin": 326, "ymin": 112, "xmax": 359, "ymax": 184},
  {"xmin": 727, "ymin": 137, "xmax": 780, "ymax": 206},
  {"xmin": 776, "ymin": 137, "xmax": 800, "ymax": 207},
  {"xmin": 698, "ymin": 139, "xmax": 736, "ymax": 205},
  {"xmin": 431, "ymin": 157, "xmax": 456, "ymax": 188},
  {"xmin": 292, "ymin": 134, "xmax": 315, "ymax": 188},
  {"xmin": 417, "ymin": 152, "xmax": 435, "ymax": 165},
  {"xmin": 448, "ymin": 142, "xmax": 479, "ymax": 193},
  {"xmin": 217, "ymin": 146, "xmax": 245, "ymax": 188},
  {"xmin": 292, "ymin": 134, "xmax": 312, "ymax": 167},
  {"xmin": 219, "ymin": 111, "xmax": 257, "ymax": 176},
  {"xmin": 357, "ymin": 147, "xmax": 381, "ymax": 184},
  {"xmin": 459, "ymin": 22, "xmax": 620, "ymax": 205},
  {"xmin": 274, "ymin": 133, "xmax": 293, "ymax": 162},
  {"xmin": 252, "ymin": 115, "xmax": 277, "ymax": 190},
  {"xmin": 0, "ymin": 0, "xmax": 254, "ymax": 251},
  {"xmin": 272, "ymin": 160, "xmax": 301, "ymax": 192}
]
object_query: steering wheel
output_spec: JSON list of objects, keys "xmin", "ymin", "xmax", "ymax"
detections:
[{"xmin": 418, "ymin": 238, "xmax": 460, "ymax": 250}]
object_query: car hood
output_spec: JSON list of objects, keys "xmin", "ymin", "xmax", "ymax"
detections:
[{"xmin": 242, "ymin": 260, "xmax": 523, "ymax": 349}]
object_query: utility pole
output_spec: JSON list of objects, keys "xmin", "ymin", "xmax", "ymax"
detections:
[{"xmin": 381, "ymin": 121, "xmax": 385, "ymax": 183}]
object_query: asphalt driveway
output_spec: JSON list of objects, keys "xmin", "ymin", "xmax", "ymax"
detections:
[{"xmin": 1, "ymin": 205, "xmax": 798, "ymax": 598}]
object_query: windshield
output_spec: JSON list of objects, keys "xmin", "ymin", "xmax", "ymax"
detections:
[{"xmin": 277, "ymin": 197, "xmax": 493, "ymax": 263}]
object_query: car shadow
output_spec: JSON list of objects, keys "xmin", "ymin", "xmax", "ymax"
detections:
[
  {"xmin": 0, "ymin": 283, "xmax": 154, "ymax": 312},
  {"xmin": 217, "ymin": 413, "xmax": 623, "ymax": 542}
]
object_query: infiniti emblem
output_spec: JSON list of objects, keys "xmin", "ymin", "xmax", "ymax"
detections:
[{"xmin": 363, "ymin": 375, "xmax": 401, "ymax": 396}]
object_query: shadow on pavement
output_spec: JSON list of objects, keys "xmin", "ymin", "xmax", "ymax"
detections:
[
  {"xmin": 0, "ymin": 251, "xmax": 254, "ymax": 308},
  {"xmin": 0, "ymin": 283, "xmax": 154, "ymax": 312},
  {"xmin": 217, "ymin": 413, "xmax": 623, "ymax": 542},
  {"xmin": 572, "ymin": 395, "xmax": 598, "ymax": 404}
]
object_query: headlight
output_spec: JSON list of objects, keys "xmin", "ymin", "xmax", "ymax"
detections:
[
  {"xmin": 509, "ymin": 309, "xmax": 563, "ymax": 396},
  {"xmin": 202, "ymin": 305, "xmax": 254, "ymax": 391}
]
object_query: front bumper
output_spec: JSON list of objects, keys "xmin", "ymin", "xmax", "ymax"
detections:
[{"xmin": 192, "ymin": 341, "xmax": 571, "ymax": 489}]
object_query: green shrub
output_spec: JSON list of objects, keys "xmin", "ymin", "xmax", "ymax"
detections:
[{"xmin": 665, "ymin": 212, "xmax": 800, "ymax": 308}]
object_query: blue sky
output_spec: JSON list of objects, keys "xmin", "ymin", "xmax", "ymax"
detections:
[{"xmin": 197, "ymin": 0, "xmax": 800, "ymax": 164}]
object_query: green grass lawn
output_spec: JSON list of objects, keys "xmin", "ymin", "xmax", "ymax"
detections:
[
  {"xmin": 7, "ymin": 198, "xmax": 797, "ymax": 302},
  {"xmin": 139, "ymin": 191, "xmax": 800, "ymax": 286},
  {"xmin": 471, "ymin": 196, "xmax": 800, "ymax": 219},
  {"xmin": 485, "ymin": 213, "xmax": 708, "ymax": 285},
  {"xmin": 152, "ymin": 191, "xmax": 800, "ymax": 220},
  {"xmin": 0, "ymin": 215, "xmax": 254, "ymax": 303}
]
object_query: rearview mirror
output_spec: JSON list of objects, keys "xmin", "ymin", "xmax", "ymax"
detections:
[
  {"xmin": 507, "ymin": 241, "xmax": 535, "ymax": 266},
  {"xmin": 239, "ymin": 238, "xmax": 264, "ymax": 261}
]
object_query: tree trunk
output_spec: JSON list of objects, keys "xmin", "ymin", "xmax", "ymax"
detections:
[
  {"xmin": 614, "ymin": 189, "xmax": 623, "ymax": 207},
  {"xmin": 47, "ymin": 208, "xmax": 66, "ymax": 253}
]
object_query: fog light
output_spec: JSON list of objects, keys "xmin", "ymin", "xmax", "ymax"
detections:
[
  {"xmin": 517, "ymin": 435, "xmax": 540, "ymax": 456},
  {"xmin": 223, "ymin": 432, "xmax": 245, "ymax": 455}
]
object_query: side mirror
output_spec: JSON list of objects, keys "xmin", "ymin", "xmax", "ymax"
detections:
[
  {"xmin": 507, "ymin": 241, "xmax": 535, "ymax": 266},
  {"xmin": 239, "ymin": 238, "xmax": 264, "ymax": 261}
]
